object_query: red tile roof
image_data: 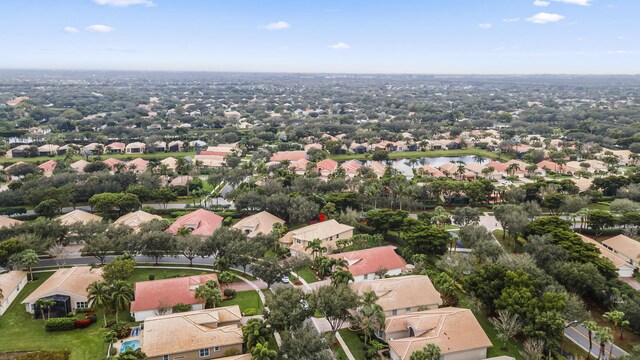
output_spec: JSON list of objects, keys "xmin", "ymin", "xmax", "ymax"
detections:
[
  {"xmin": 315, "ymin": 158, "xmax": 339, "ymax": 173},
  {"xmin": 38, "ymin": 160, "xmax": 57, "ymax": 172},
  {"xmin": 340, "ymin": 159, "xmax": 363, "ymax": 174},
  {"xmin": 165, "ymin": 209, "xmax": 223, "ymax": 236},
  {"xmin": 130, "ymin": 274, "xmax": 218, "ymax": 312},
  {"xmin": 127, "ymin": 158, "xmax": 149, "ymax": 172},
  {"xmin": 106, "ymin": 142, "xmax": 126, "ymax": 150},
  {"xmin": 199, "ymin": 150, "xmax": 229, "ymax": 156},
  {"xmin": 327, "ymin": 246, "xmax": 407, "ymax": 277},
  {"xmin": 270, "ymin": 151, "xmax": 307, "ymax": 162},
  {"xmin": 103, "ymin": 158, "xmax": 123, "ymax": 170}
]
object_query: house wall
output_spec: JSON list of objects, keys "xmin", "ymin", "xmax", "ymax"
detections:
[
  {"xmin": 384, "ymin": 303, "xmax": 439, "ymax": 317},
  {"xmin": 133, "ymin": 303, "xmax": 205, "ymax": 322},
  {"xmin": 443, "ymin": 347, "xmax": 487, "ymax": 360},
  {"xmin": 147, "ymin": 343, "xmax": 243, "ymax": 360},
  {"xmin": 604, "ymin": 245, "xmax": 639, "ymax": 267},
  {"xmin": 24, "ymin": 292, "xmax": 89, "ymax": 314},
  {"xmin": 618, "ymin": 267, "xmax": 634, "ymax": 278},
  {"xmin": 353, "ymin": 268, "xmax": 403, "ymax": 283},
  {"xmin": 0, "ymin": 274, "xmax": 28, "ymax": 316}
]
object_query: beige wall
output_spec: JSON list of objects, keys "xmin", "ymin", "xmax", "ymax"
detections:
[
  {"xmin": 384, "ymin": 303, "xmax": 439, "ymax": 317},
  {"xmin": 390, "ymin": 347, "xmax": 487, "ymax": 360},
  {"xmin": 147, "ymin": 344, "xmax": 243, "ymax": 360}
]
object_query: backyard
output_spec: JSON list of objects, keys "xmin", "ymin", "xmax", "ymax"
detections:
[
  {"xmin": 220, "ymin": 290, "xmax": 263, "ymax": 314},
  {"xmin": 0, "ymin": 272, "xmax": 109, "ymax": 360}
]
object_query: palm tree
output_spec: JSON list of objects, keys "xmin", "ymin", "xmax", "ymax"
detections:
[
  {"xmin": 251, "ymin": 342, "xmax": 278, "ymax": 360},
  {"xmin": 243, "ymin": 318, "xmax": 271, "ymax": 350},
  {"xmin": 603, "ymin": 310, "xmax": 630, "ymax": 341},
  {"xmin": 432, "ymin": 206, "xmax": 450, "ymax": 228},
  {"xmin": 594, "ymin": 327, "xmax": 613, "ymax": 360},
  {"xmin": 305, "ymin": 239, "xmax": 325, "ymax": 260},
  {"xmin": 35, "ymin": 298, "xmax": 49, "ymax": 320},
  {"xmin": 583, "ymin": 320, "xmax": 598, "ymax": 360},
  {"xmin": 330, "ymin": 268, "xmax": 354, "ymax": 286},
  {"xmin": 506, "ymin": 163, "xmax": 520, "ymax": 176},
  {"xmin": 87, "ymin": 281, "xmax": 111, "ymax": 327},
  {"xmin": 352, "ymin": 291, "xmax": 385, "ymax": 346},
  {"xmin": 110, "ymin": 280, "xmax": 134, "ymax": 322},
  {"xmin": 194, "ymin": 280, "xmax": 222, "ymax": 309},
  {"xmin": 103, "ymin": 330, "xmax": 118, "ymax": 348}
]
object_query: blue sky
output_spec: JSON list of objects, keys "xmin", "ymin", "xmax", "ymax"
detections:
[{"xmin": 0, "ymin": 0, "xmax": 638, "ymax": 74}]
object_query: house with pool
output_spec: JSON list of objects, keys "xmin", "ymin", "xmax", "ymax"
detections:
[{"xmin": 117, "ymin": 305, "xmax": 247, "ymax": 360}]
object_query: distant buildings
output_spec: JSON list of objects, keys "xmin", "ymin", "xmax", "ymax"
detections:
[{"xmin": 327, "ymin": 246, "xmax": 408, "ymax": 282}]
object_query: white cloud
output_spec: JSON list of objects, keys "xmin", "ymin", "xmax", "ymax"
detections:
[
  {"xmin": 93, "ymin": 0, "xmax": 155, "ymax": 7},
  {"xmin": 64, "ymin": 26, "xmax": 79, "ymax": 33},
  {"xmin": 478, "ymin": 23, "xmax": 492, "ymax": 29},
  {"xmin": 552, "ymin": 0, "xmax": 591, "ymax": 5},
  {"xmin": 526, "ymin": 12, "xmax": 565, "ymax": 24},
  {"xmin": 534, "ymin": 0, "xmax": 550, "ymax": 6},
  {"xmin": 263, "ymin": 21, "xmax": 291, "ymax": 31},
  {"xmin": 503, "ymin": 17, "xmax": 520, "ymax": 22},
  {"xmin": 86, "ymin": 24, "xmax": 114, "ymax": 33},
  {"xmin": 329, "ymin": 42, "xmax": 350, "ymax": 50}
]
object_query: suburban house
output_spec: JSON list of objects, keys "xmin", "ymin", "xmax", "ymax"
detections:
[
  {"xmin": 170, "ymin": 175, "xmax": 192, "ymax": 187},
  {"xmin": 103, "ymin": 158, "xmax": 124, "ymax": 171},
  {"xmin": 350, "ymin": 275, "xmax": 442, "ymax": 316},
  {"xmin": 140, "ymin": 306, "xmax": 244, "ymax": 360},
  {"xmin": 279, "ymin": 219, "xmax": 354, "ymax": 257},
  {"xmin": 130, "ymin": 274, "xmax": 219, "ymax": 321},
  {"xmin": 288, "ymin": 158, "xmax": 310, "ymax": 175},
  {"xmin": 168, "ymin": 140, "xmax": 184, "ymax": 152},
  {"xmin": 105, "ymin": 142, "xmax": 126, "ymax": 154},
  {"xmin": 37, "ymin": 144, "xmax": 60, "ymax": 156},
  {"xmin": 382, "ymin": 307, "xmax": 493, "ymax": 360},
  {"xmin": 57, "ymin": 209, "xmax": 103, "ymax": 226},
  {"xmin": 82, "ymin": 143, "xmax": 103, "ymax": 155},
  {"xmin": 602, "ymin": 234, "xmax": 640, "ymax": 268},
  {"xmin": 0, "ymin": 216, "xmax": 23, "ymax": 229},
  {"xmin": 166, "ymin": 209, "xmax": 224, "ymax": 237},
  {"xmin": 232, "ymin": 211, "xmax": 285, "ymax": 238},
  {"xmin": 314, "ymin": 158, "xmax": 339, "ymax": 177},
  {"xmin": 195, "ymin": 154, "xmax": 225, "ymax": 168},
  {"xmin": 270, "ymin": 150, "xmax": 307, "ymax": 162},
  {"xmin": 160, "ymin": 157, "xmax": 178, "ymax": 171},
  {"xmin": 327, "ymin": 246, "xmax": 408, "ymax": 282},
  {"xmin": 6, "ymin": 145, "xmax": 31, "ymax": 158},
  {"xmin": 125, "ymin": 142, "xmax": 146, "ymax": 154},
  {"xmin": 37, "ymin": 160, "xmax": 58, "ymax": 176},
  {"xmin": 70, "ymin": 159, "xmax": 89, "ymax": 173},
  {"xmin": 22, "ymin": 266, "xmax": 103, "ymax": 318},
  {"xmin": 127, "ymin": 158, "xmax": 149, "ymax": 173},
  {"xmin": 114, "ymin": 210, "xmax": 163, "ymax": 232},
  {"xmin": 153, "ymin": 141, "xmax": 167, "ymax": 152},
  {"xmin": 58, "ymin": 144, "xmax": 77, "ymax": 156},
  {"xmin": 577, "ymin": 234, "xmax": 635, "ymax": 277},
  {"xmin": 0, "ymin": 271, "xmax": 28, "ymax": 316},
  {"xmin": 419, "ymin": 164, "xmax": 446, "ymax": 178},
  {"xmin": 340, "ymin": 159, "xmax": 363, "ymax": 177}
]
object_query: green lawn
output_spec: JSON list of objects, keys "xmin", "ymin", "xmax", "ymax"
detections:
[
  {"xmin": 127, "ymin": 268, "xmax": 214, "ymax": 283},
  {"xmin": 0, "ymin": 151, "xmax": 197, "ymax": 165},
  {"xmin": 295, "ymin": 266, "xmax": 317, "ymax": 284},
  {"xmin": 337, "ymin": 329, "xmax": 367, "ymax": 360},
  {"xmin": 220, "ymin": 290, "xmax": 262, "ymax": 314},
  {"xmin": 327, "ymin": 148, "xmax": 507, "ymax": 162},
  {"xmin": 492, "ymin": 229, "xmax": 519, "ymax": 253},
  {"xmin": 0, "ymin": 272, "xmax": 109, "ymax": 360}
]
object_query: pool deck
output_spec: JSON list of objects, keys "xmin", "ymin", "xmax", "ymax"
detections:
[{"xmin": 114, "ymin": 327, "xmax": 144, "ymax": 355}]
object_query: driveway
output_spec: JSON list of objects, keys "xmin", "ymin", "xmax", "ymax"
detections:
[
  {"xmin": 478, "ymin": 215, "xmax": 502, "ymax": 232},
  {"xmin": 564, "ymin": 324, "xmax": 628, "ymax": 359}
]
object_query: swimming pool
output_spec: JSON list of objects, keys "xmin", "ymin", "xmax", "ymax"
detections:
[{"xmin": 121, "ymin": 340, "xmax": 140, "ymax": 353}]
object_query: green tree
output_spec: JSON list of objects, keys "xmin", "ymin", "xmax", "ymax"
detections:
[
  {"xmin": 264, "ymin": 287, "xmax": 312, "ymax": 332},
  {"xmin": 309, "ymin": 284, "xmax": 359, "ymax": 334},
  {"xmin": 176, "ymin": 234, "xmax": 203, "ymax": 266},
  {"xmin": 17, "ymin": 249, "xmax": 39, "ymax": 281},
  {"xmin": 243, "ymin": 318, "xmax": 271, "ymax": 350},
  {"xmin": 603, "ymin": 310, "xmax": 630, "ymax": 341},
  {"xmin": 34, "ymin": 199, "xmax": 60, "ymax": 219},
  {"xmin": 594, "ymin": 327, "xmax": 613, "ymax": 360},
  {"xmin": 87, "ymin": 281, "xmax": 112, "ymax": 327},
  {"xmin": 489, "ymin": 310, "xmax": 522, "ymax": 351},
  {"xmin": 251, "ymin": 342, "xmax": 278, "ymax": 360},
  {"xmin": 194, "ymin": 279, "xmax": 222, "ymax": 309},
  {"xmin": 583, "ymin": 320, "xmax": 598, "ymax": 360},
  {"xmin": 410, "ymin": 343, "xmax": 441, "ymax": 360},
  {"xmin": 365, "ymin": 209, "xmax": 408, "ymax": 233},
  {"xmin": 253, "ymin": 259, "xmax": 291, "ymax": 289},
  {"xmin": 280, "ymin": 324, "xmax": 332, "ymax": 360},
  {"xmin": 110, "ymin": 280, "xmax": 134, "ymax": 322},
  {"xmin": 451, "ymin": 206, "xmax": 480, "ymax": 226},
  {"xmin": 402, "ymin": 221, "xmax": 451, "ymax": 256},
  {"xmin": 352, "ymin": 291, "xmax": 385, "ymax": 345},
  {"xmin": 330, "ymin": 268, "xmax": 354, "ymax": 286},
  {"xmin": 102, "ymin": 254, "xmax": 136, "ymax": 283},
  {"xmin": 139, "ymin": 231, "xmax": 176, "ymax": 265}
]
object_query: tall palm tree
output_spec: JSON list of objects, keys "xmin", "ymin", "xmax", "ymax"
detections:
[
  {"xmin": 582, "ymin": 320, "xmax": 598, "ymax": 360},
  {"xmin": 603, "ymin": 310, "xmax": 630, "ymax": 341},
  {"xmin": 594, "ymin": 327, "xmax": 613, "ymax": 360},
  {"xmin": 473, "ymin": 155, "xmax": 486, "ymax": 164},
  {"xmin": 251, "ymin": 342, "xmax": 278, "ymax": 360},
  {"xmin": 243, "ymin": 319, "xmax": 271, "ymax": 350},
  {"xmin": 194, "ymin": 280, "xmax": 222, "ymax": 309},
  {"xmin": 110, "ymin": 280, "xmax": 134, "ymax": 322},
  {"xmin": 87, "ymin": 281, "xmax": 112, "ymax": 327},
  {"xmin": 353, "ymin": 291, "xmax": 385, "ymax": 345},
  {"xmin": 35, "ymin": 298, "xmax": 48, "ymax": 320},
  {"xmin": 305, "ymin": 239, "xmax": 325, "ymax": 260},
  {"xmin": 330, "ymin": 269, "xmax": 354, "ymax": 286}
]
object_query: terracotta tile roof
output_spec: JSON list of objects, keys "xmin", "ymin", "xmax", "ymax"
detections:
[
  {"xmin": 328, "ymin": 246, "xmax": 407, "ymax": 277},
  {"xmin": 289, "ymin": 158, "xmax": 309, "ymax": 171},
  {"xmin": 350, "ymin": 275, "xmax": 442, "ymax": 312},
  {"xmin": 114, "ymin": 210, "xmax": 162, "ymax": 231},
  {"xmin": 315, "ymin": 159, "xmax": 339, "ymax": 173},
  {"xmin": 37, "ymin": 160, "xmax": 57, "ymax": 173},
  {"xmin": 270, "ymin": 151, "xmax": 307, "ymax": 162},
  {"xmin": 57, "ymin": 209, "xmax": 103, "ymax": 226},
  {"xmin": 38, "ymin": 144, "xmax": 59, "ymax": 153},
  {"xmin": 170, "ymin": 175, "xmax": 192, "ymax": 187},
  {"xmin": 106, "ymin": 142, "xmax": 126, "ymax": 150},
  {"xmin": 577, "ymin": 234, "xmax": 634, "ymax": 271},
  {"xmin": 603, "ymin": 234, "xmax": 640, "ymax": 261},
  {"xmin": 386, "ymin": 307, "xmax": 492, "ymax": 359},
  {"xmin": 484, "ymin": 161, "xmax": 509, "ymax": 173},
  {"xmin": 340, "ymin": 159, "xmax": 363, "ymax": 174},
  {"xmin": 127, "ymin": 158, "xmax": 149, "ymax": 172},
  {"xmin": 70, "ymin": 159, "xmax": 89, "ymax": 172},
  {"xmin": 103, "ymin": 158, "xmax": 124, "ymax": 170},
  {"xmin": 232, "ymin": 211, "xmax": 284, "ymax": 238},
  {"xmin": 0, "ymin": 216, "xmax": 23, "ymax": 229},
  {"xmin": 22, "ymin": 266, "xmax": 103, "ymax": 304},
  {"xmin": 420, "ymin": 165, "xmax": 446, "ymax": 177},
  {"xmin": 130, "ymin": 274, "xmax": 218, "ymax": 312},
  {"xmin": 165, "ymin": 209, "xmax": 223, "ymax": 236},
  {"xmin": 142, "ymin": 306, "xmax": 242, "ymax": 357}
]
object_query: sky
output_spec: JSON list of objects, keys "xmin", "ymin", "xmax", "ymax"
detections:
[{"xmin": 0, "ymin": 0, "xmax": 638, "ymax": 74}]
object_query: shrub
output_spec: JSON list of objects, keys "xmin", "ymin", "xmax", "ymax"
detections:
[
  {"xmin": 224, "ymin": 348, "xmax": 241, "ymax": 356},
  {"xmin": 87, "ymin": 314, "xmax": 97, "ymax": 323},
  {"xmin": 223, "ymin": 288, "xmax": 237, "ymax": 298},
  {"xmin": 74, "ymin": 318, "xmax": 92, "ymax": 328},
  {"xmin": 148, "ymin": 274, "xmax": 155, "ymax": 280},
  {"xmin": 110, "ymin": 321, "xmax": 131, "ymax": 339},
  {"xmin": 75, "ymin": 307, "xmax": 92, "ymax": 313},
  {"xmin": 172, "ymin": 303, "xmax": 193, "ymax": 313},
  {"xmin": 15, "ymin": 350, "xmax": 70, "ymax": 360},
  {"xmin": 243, "ymin": 308, "xmax": 257, "ymax": 316},
  {"xmin": 45, "ymin": 317, "xmax": 76, "ymax": 332}
]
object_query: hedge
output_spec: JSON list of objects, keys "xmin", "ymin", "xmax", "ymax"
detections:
[
  {"xmin": 14, "ymin": 350, "xmax": 70, "ymax": 360},
  {"xmin": 74, "ymin": 318, "xmax": 92, "ymax": 328},
  {"xmin": 45, "ymin": 317, "xmax": 76, "ymax": 332}
]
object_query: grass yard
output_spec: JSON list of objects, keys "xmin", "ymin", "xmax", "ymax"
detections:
[
  {"xmin": 492, "ymin": 229, "xmax": 519, "ymax": 253},
  {"xmin": 337, "ymin": 329, "xmax": 367, "ymax": 360},
  {"xmin": 327, "ymin": 148, "xmax": 507, "ymax": 162},
  {"xmin": 128, "ymin": 268, "xmax": 214, "ymax": 283},
  {"xmin": 221, "ymin": 290, "xmax": 263, "ymax": 313},
  {"xmin": 0, "ymin": 272, "xmax": 109, "ymax": 360},
  {"xmin": 295, "ymin": 266, "xmax": 317, "ymax": 284}
]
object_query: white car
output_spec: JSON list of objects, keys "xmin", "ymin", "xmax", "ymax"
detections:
[{"xmin": 281, "ymin": 276, "xmax": 290, "ymax": 284}]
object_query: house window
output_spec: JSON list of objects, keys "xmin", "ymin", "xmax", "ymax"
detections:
[
  {"xmin": 199, "ymin": 348, "xmax": 210, "ymax": 358},
  {"xmin": 406, "ymin": 307, "xmax": 411, "ymax": 313},
  {"xmin": 363, "ymin": 274, "xmax": 368, "ymax": 280},
  {"xmin": 336, "ymin": 234, "xmax": 340, "ymax": 239},
  {"xmin": 296, "ymin": 239, "xmax": 301, "ymax": 244},
  {"xmin": 76, "ymin": 302, "xmax": 88, "ymax": 308},
  {"xmin": 391, "ymin": 309, "xmax": 398, "ymax": 316},
  {"xmin": 213, "ymin": 346, "xmax": 220, "ymax": 352},
  {"xmin": 162, "ymin": 356, "xmax": 169, "ymax": 360}
]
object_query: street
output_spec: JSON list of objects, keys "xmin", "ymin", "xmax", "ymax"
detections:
[{"xmin": 564, "ymin": 324, "xmax": 628, "ymax": 359}]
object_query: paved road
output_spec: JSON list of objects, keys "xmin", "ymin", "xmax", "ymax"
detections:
[{"xmin": 564, "ymin": 324, "xmax": 628, "ymax": 359}]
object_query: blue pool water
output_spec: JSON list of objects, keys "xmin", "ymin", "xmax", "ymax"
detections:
[{"xmin": 121, "ymin": 340, "xmax": 140, "ymax": 352}]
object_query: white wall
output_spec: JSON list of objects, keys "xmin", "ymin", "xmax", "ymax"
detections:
[
  {"xmin": 0, "ymin": 274, "xmax": 28, "ymax": 316},
  {"xmin": 353, "ymin": 268, "xmax": 403, "ymax": 283},
  {"xmin": 133, "ymin": 303, "xmax": 205, "ymax": 321},
  {"xmin": 618, "ymin": 267, "xmax": 634, "ymax": 278}
]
